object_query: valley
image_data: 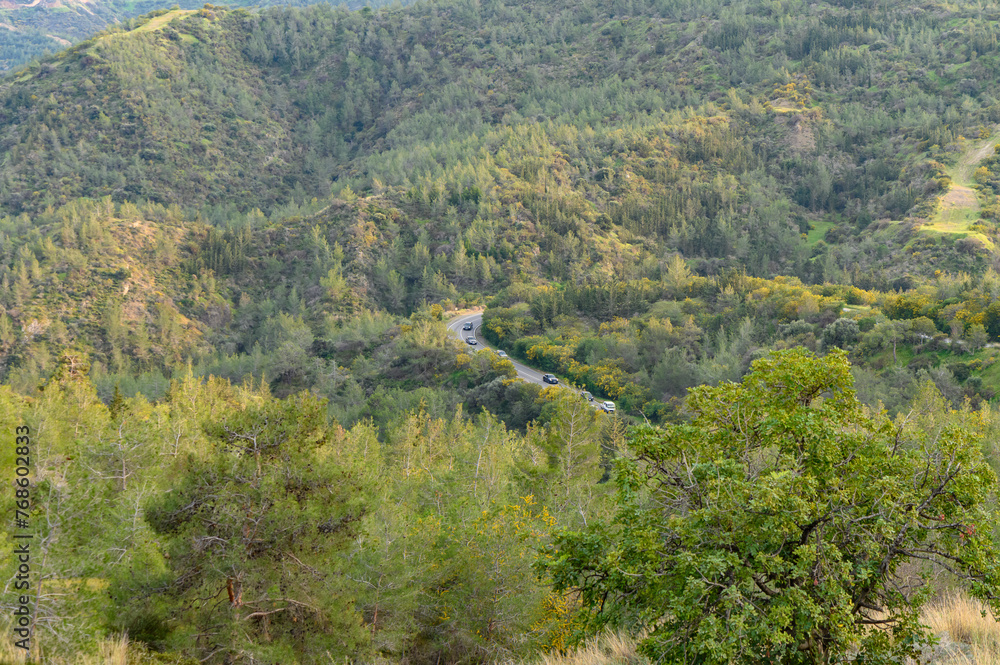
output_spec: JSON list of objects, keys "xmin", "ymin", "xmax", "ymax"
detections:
[{"xmin": 2, "ymin": 0, "xmax": 1000, "ymax": 662}]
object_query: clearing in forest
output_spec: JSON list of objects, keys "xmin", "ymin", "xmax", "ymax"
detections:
[
  {"xmin": 922, "ymin": 128, "xmax": 1000, "ymax": 248},
  {"xmin": 133, "ymin": 9, "xmax": 198, "ymax": 34},
  {"xmin": 770, "ymin": 99, "xmax": 800, "ymax": 113}
]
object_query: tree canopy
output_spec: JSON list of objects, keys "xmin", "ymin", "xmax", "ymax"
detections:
[{"xmin": 542, "ymin": 348, "xmax": 1000, "ymax": 664}]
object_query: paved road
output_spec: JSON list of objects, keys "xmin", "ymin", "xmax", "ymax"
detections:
[
  {"xmin": 447, "ymin": 311, "xmax": 609, "ymax": 410},
  {"xmin": 448, "ymin": 312, "xmax": 551, "ymax": 387}
]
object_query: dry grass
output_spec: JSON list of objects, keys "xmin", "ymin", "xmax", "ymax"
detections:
[
  {"xmin": 923, "ymin": 592, "xmax": 1000, "ymax": 664},
  {"xmin": 94, "ymin": 634, "xmax": 131, "ymax": 665},
  {"xmin": 0, "ymin": 629, "xmax": 137, "ymax": 665},
  {"xmin": 530, "ymin": 632, "xmax": 645, "ymax": 665},
  {"xmin": 935, "ymin": 645, "xmax": 1000, "ymax": 665}
]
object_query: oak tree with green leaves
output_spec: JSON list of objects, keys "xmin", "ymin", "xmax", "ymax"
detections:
[{"xmin": 541, "ymin": 348, "xmax": 1000, "ymax": 664}]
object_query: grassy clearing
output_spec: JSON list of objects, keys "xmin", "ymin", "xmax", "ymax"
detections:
[
  {"xmin": 951, "ymin": 133, "xmax": 1000, "ymax": 185},
  {"xmin": 807, "ymin": 219, "xmax": 835, "ymax": 245},
  {"xmin": 933, "ymin": 186, "xmax": 980, "ymax": 233},
  {"xmin": 133, "ymin": 9, "xmax": 197, "ymax": 33},
  {"xmin": 922, "ymin": 129, "xmax": 1000, "ymax": 248},
  {"xmin": 973, "ymin": 349, "xmax": 1000, "ymax": 392},
  {"xmin": 868, "ymin": 344, "xmax": 916, "ymax": 368},
  {"xmin": 769, "ymin": 99, "xmax": 801, "ymax": 113}
]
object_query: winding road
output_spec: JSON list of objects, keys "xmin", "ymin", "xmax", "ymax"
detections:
[
  {"xmin": 447, "ymin": 311, "xmax": 607, "ymax": 409},
  {"xmin": 447, "ymin": 311, "xmax": 551, "ymax": 386}
]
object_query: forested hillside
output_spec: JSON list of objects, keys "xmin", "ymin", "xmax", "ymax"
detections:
[
  {"xmin": 4, "ymin": 0, "xmax": 1000, "ymax": 662},
  {"xmin": 0, "ymin": 0, "xmax": 409, "ymax": 72},
  {"xmin": 4, "ymin": 0, "xmax": 999, "ymax": 267}
]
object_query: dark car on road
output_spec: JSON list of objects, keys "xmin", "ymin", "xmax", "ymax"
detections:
[
  {"xmin": 581, "ymin": 391, "xmax": 593, "ymax": 401},
  {"xmin": 462, "ymin": 322, "xmax": 474, "ymax": 330},
  {"xmin": 466, "ymin": 336, "xmax": 478, "ymax": 345},
  {"xmin": 542, "ymin": 374, "xmax": 559, "ymax": 384}
]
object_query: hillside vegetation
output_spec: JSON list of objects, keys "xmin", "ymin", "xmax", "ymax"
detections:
[
  {"xmin": 3, "ymin": 0, "xmax": 1000, "ymax": 663},
  {"xmin": 0, "ymin": 0, "xmax": 407, "ymax": 72},
  {"xmin": 1, "ymin": 0, "xmax": 1000, "ymax": 416}
]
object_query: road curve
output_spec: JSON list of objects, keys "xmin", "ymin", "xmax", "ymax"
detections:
[
  {"xmin": 446, "ymin": 312, "xmax": 606, "ymax": 412},
  {"xmin": 447, "ymin": 311, "xmax": 551, "ymax": 387}
]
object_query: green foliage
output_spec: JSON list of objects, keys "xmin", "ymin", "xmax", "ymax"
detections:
[
  {"xmin": 2, "ymin": 0, "xmax": 998, "ymax": 272},
  {"xmin": 0, "ymin": 353, "xmax": 604, "ymax": 663},
  {"xmin": 4, "ymin": 0, "xmax": 1000, "ymax": 414},
  {"xmin": 135, "ymin": 391, "xmax": 370, "ymax": 662},
  {"xmin": 8, "ymin": 0, "xmax": 1000, "ymax": 660},
  {"xmin": 0, "ymin": 0, "xmax": 418, "ymax": 72},
  {"xmin": 542, "ymin": 349, "xmax": 1000, "ymax": 664},
  {"xmin": 821, "ymin": 317, "xmax": 860, "ymax": 350}
]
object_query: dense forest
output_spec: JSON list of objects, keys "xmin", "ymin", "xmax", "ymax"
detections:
[
  {"xmin": 0, "ymin": 0, "xmax": 413, "ymax": 72},
  {"xmin": 4, "ymin": 0, "xmax": 1000, "ymax": 662}
]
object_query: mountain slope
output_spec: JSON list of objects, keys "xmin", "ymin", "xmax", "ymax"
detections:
[
  {"xmin": 0, "ymin": 0, "xmax": 999, "ymax": 398},
  {"xmin": 0, "ymin": 7, "xmax": 298, "ymax": 211},
  {"xmin": 7, "ymin": 3, "xmax": 1000, "ymax": 664},
  {"xmin": 1, "ymin": 0, "xmax": 996, "ymax": 227},
  {"xmin": 0, "ymin": 0, "xmax": 405, "ymax": 71}
]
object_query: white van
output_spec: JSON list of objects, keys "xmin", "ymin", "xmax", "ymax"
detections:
[{"xmin": 602, "ymin": 401, "xmax": 615, "ymax": 413}]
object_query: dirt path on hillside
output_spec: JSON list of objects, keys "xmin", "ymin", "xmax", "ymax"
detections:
[
  {"xmin": 933, "ymin": 127, "xmax": 1000, "ymax": 227},
  {"xmin": 939, "ymin": 183, "xmax": 978, "ymax": 214},
  {"xmin": 952, "ymin": 126, "xmax": 1000, "ymax": 186}
]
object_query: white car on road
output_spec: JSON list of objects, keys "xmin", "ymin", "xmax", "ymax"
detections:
[{"xmin": 601, "ymin": 401, "xmax": 616, "ymax": 413}]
